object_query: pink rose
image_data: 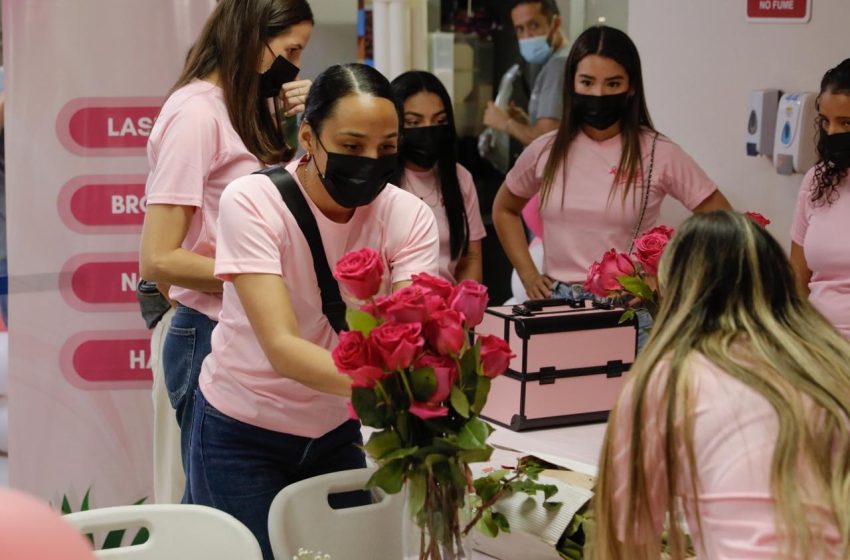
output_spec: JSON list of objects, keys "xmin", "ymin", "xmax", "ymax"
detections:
[
  {"xmin": 347, "ymin": 401, "xmax": 359, "ymax": 420},
  {"xmin": 583, "ymin": 260, "xmax": 605, "ymax": 297},
  {"xmin": 332, "ymin": 331, "xmax": 372, "ymax": 373},
  {"xmin": 333, "ymin": 331, "xmax": 386, "ymax": 388},
  {"xmin": 479, "ymin": 335, "xmax": 515, "ymax": 378},
  {"xmin": 633, "ymin": 226, "xmax": 673, "ymax": 276},
  {"xmin": 449, "ymin": 280, "xmax": 489, "ymax": 328},
  {"xmin": 346, "ymin": 366, "xmax": 388, "ymax": 389},
  {"xmin": 745, "ymin": 211, "xmax": 771, "ymax": 228},
  {"xmin": 423, "ymin": 293, "xmax": 448, "ymax": 315},
  {"xmin": 424, "ymin": 309, "xmax": 466, "ymax": 356},
  {"xmin": 333, "ymin": 248, "xmax": 384, "ymax": 300},
  {"xmin": 411, "ymin": 272, "xmax": 454, "ymax": 300},
  {"xmin": 416, "ymin": 354, "xmax": 459, "ymax": 404},
  {"xmin": 369, "ymin": 322, "xmax": 424, "ymax": 371},
  {"xmin": 585, "ymin": 249, "xmax": 635, "ymax": 297},
  {"xmin": 408, "ymin": 402, "xmax": 449, "ymax": 420},
  {"xmin": 377, "ymin": 285, "xmax": 429, "ymax": 324}
]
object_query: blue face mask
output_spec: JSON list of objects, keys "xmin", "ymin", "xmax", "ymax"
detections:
[{"xmin": 518, "ymin": 35, "xmax": 553, "ymax": 65}]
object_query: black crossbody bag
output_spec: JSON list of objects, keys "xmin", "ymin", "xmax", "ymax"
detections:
[{"xmin": 254, "ymin": 166, "xmax": 348, "ymax": 334}]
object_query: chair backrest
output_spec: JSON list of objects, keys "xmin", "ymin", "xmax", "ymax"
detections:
[
  {"xmin": 63, "ymin": 504, "xmax": 263, "ymax": 560},
  {"xmin": 268, "ymin": 468, "xmax": 405, "ymax": 560}
]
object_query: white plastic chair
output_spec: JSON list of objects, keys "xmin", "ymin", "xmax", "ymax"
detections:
[
  {"xmin": 268, "ymin": 468, "xmax": 405, "ymax": 560},
  {"xmin": 63, "ymin": 504, "xmax": 263, "ymax": 559}
]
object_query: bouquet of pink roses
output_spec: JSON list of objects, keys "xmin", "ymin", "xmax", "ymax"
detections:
[
  {"xmin": 583, "ymin": 225, "xmax": 674, "ymax": 323},
  {"xmin": 584, "ymin": 212, "xmax": 771, "ymax": 324},
  {"xmin": 331, "ymin": 249, "xmax": 559, "ymax": 560}
]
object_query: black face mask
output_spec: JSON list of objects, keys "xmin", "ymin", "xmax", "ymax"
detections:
[
  {"xmin": 258, "ymin": 51, "xmax": 300, "ymax": 98},
  {"xmin": 823, "ymin": 130, "xmax": 850, "ymax": 170},
  {"xmin": 572, "ymin": 92, "xmax": 630, "ymax": 130},
  {"xmin": 315, "ymin": 136, "xmax": 398, "ymax": 208},
  {"xmin": 401, "ymin": 125, "xmax": 453, "ymax": 169}
]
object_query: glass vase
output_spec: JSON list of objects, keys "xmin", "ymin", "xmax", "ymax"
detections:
[{"xmin": 403, "ymin": 473, "xmax": 473, "ymax": 560}]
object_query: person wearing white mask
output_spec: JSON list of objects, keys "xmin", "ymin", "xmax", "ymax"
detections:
[{"xmin": 483, "ymin": 0, "xmax": 568, "ymax": 146}]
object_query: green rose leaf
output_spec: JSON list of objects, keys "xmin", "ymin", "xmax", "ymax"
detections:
[
  {"xmin": 346, "ymin": 308, "xmax": 379, "ymax": 336},
  {"xmin": 364, "ymin": 430, "xmax": 401, "ymax": 460},
  {"xmin": 366, "ymin": 459, "xmax": 406, "ymax": 494},
  {"xmin": 492, "ymin": 511, "xmax": 511, "ymax": 533},
  {"xmin": 407, "ymin": 471, "xmax": 427, "ymax": 517},
  {"xmin": 471, "ymin": 376, "xmax": 491, "ymax": 414},
  {"xmin": 542, "ymin": 500, "xmax": 563, "ymax": 512},
  {"xmin": 456, "ymin": 417, "xmax": 492, "ymax": 450},
  {"xmin": 450, "ymin": 386, "xmax": 470, "ymax": 418},
  {"xmin": 459, "ymin": 344, "xmax": 479, "ymax": 386},
  {"xmin": 409, "ymin": 367, "xmax": 437, "ymax": 402},
  {"xmin": 351, "ymin": 387, "xmax": 383, "ymax": 427},
  {"xmin": 618, "ymin": 308, "xmax": 637, "ymax": 324},
  {"xmin": 458, "ymin": 446, "xmax": 493, "ymax": 464},
  {"xmin": 617, "ymin": 275, "xmax": 654, "ymax": 302},
  {"xmin": 476, "ymin": 508, "xmax": 499, "ymax": 538},
  {"xmin": 382, "ymin": 446, "xmax": 418, "ymax": 461}
]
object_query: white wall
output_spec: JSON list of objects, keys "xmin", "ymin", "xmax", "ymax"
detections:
[
  {"xmin": 299, "ymin": 0, "xmax": 358, "ymax": 80},
  {"xmin": 628, "ymin": 0, "xmax": 848, "ymax": 249}
]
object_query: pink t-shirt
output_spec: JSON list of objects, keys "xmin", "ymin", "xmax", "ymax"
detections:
[
  {"xmin": 506, "ymin": 130, "xmax": 718, "ymax": 283},
  {"xmin": 400, "ymin": 164, "xmax": 486, "ymax": 283},
  {"xmin": 608, "ymin": 353, "xmax": 842, "ymax": 559},
  {"xmin": 791, "ymin": 168, "xmax": 850, "ymax": 338},
  {"xmin": 145, "ymin": 79, "xmax": 262, "ymax": 319},
  {"xmin": 199, "ymin": 158, "xmax": 440, "ymax": 437}
]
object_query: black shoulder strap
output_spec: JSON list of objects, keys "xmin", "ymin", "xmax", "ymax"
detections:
[{"xmin": 254, "ymin": 166, "xmax": 348, "ymax": 334}]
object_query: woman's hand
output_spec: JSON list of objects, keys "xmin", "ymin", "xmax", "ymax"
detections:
[
  {"xmin": 280, "ymin": 79, "xmax": 311, "ymax": 117},
  {"xmin": 520, "ymin": 270, "xmax": 555, "ymax": 300}
]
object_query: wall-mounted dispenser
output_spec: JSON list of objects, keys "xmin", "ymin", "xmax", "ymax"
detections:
[
  {"xmin": 746, "ymin": 89, "xmax": 781, "ymax": 157},
  {"xmin": 773, "ymin": 92, "xmax": 818, "ymax": 175}
]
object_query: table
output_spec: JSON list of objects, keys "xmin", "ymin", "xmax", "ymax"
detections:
[{"xmin": 364, "ymin": 421, "xmax": 608, "ymax": 560}]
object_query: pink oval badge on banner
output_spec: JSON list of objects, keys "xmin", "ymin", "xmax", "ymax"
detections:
[
  {"xmin": 60, "ymin": 331, "xmax": 153, "ymax": 390},
  {"xmin": 58, "ymin": 175, "xmax": 148, "ymax": 233},
  {"xmin": 60, "ymin": 253, "xmax": 142, "ymax": 313},
  {"xmin": 56, "ymin": 97, "xmax": 163, "ymax": 157}
]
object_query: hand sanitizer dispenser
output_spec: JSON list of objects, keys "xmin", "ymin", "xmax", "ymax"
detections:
[
  {"xmin": 773, "ymin": 92, "xmax": 818, "ymax": 175},
  {"xmin": 746, "ymin": 89, "xmax": 781, "ymax": 157}
]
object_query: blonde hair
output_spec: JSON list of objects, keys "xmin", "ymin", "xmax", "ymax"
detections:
[{"xmin": 591, "ymin": 211, "xmax": 850, "ymax": 560}]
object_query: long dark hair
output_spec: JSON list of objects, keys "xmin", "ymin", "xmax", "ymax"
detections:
[
  {"xmin": 391, "ymin": 71, "xmax": 469, "ymax": 260},
  {"xmin": 303, "ymin": 63, "xmax": 396, "ymax": 137},
  {"xmin": 812, "ymin": 58, "xmax": 850, "ymax": 206},
  {"xmin": 172, "ymin": 0, "xmax": 314, "ymax": 165},
  {"xmin": 541, "ymin": 26, "xmax": 656, "ymax": 207}
]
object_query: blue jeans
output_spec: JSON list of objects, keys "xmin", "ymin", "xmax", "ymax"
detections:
[
  {"xmin": 552, "ymin": 282, "xmax": 653, "ymax": 351},
  {"xmin": 188, "ymin": 390, "xmax": 369, "ymax": 560},
  {"xmin": 161, "ymin": 304, "xmax": 217, "ymax": 502}
]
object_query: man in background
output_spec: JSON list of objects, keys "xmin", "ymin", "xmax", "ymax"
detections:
[{"xmin": 483, "ymin": 0, "xmax": 568, "ymax": 146}]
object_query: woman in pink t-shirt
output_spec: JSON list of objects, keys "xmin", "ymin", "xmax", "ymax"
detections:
[
  {"xmin": 138, "ymin": 0, "xmax": 315, "ymax": 503},
  {"xmin": 593, "ymin": 211, "xmax": 850, "ymax": 560},
  {"xmin": 390, "ymin": 71, "xmax": 487, "ymax": 283},
  {"xmin": 791, "ymin": 59, "xmax": 850, "ymax": 339},
  {"xmin": 189, "ymin": 64, "xmax": 439, "ymax": 559},
  {"xmin": 492, "ymin": 26, "xmax": 729, "ymax": 342}
]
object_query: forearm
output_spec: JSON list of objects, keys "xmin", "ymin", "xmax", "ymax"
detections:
[
  {"xmin": 140, "ymin": 249, "xmax": 223, "ymax": 293},
  {"xmin": 505, "ymin": 119, "xmax": 539, "ymax": 147},
  {"xmin": 493, "ymin": 206, "xmax": 538, "ymax": 280},
  {"xmin": 266, "ymin": 334, "xmax": 352, "ymax": 397},
  {"xmin": 454, "ymin": 254, "xmax": 483, "ymax": 283}
]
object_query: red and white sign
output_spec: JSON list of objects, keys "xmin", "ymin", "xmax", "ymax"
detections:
[{"xmin": 747, "ymin": 0, "xmax": 811, "ymax": 22}]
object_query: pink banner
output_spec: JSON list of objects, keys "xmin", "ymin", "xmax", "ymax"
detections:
[{"xmin": 3, "ymin": 0, "xmax": 215, "ymax": 510}]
